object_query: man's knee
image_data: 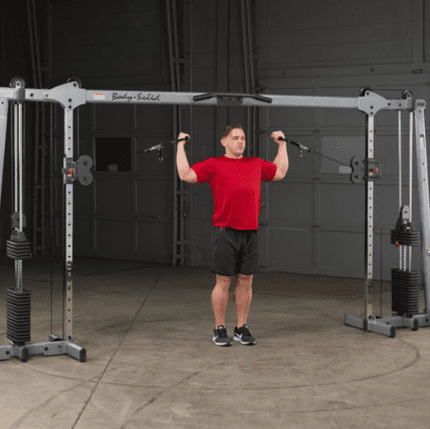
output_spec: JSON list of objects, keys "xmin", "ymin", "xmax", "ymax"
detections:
[
  {"xmin": 216, "ymin": 274, "xmax": 232, "ymax": 289},
  {"xmin": 238, "ymin": 274, "xmax": 253, "ymax": 283}
]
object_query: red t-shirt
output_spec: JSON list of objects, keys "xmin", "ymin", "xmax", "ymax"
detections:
[{"xmin": 190, "ymin": 155, "xmax": 277, "ymax": 230}]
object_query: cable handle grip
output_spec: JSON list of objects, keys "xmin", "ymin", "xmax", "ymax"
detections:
[
  {"xmin": 277, "ymin": 136, "xmax": 312, "ymax": 154},
  {"xmin": 280, "ymin": 136, "xmax": 305, "ymax": 159},
  {"xmin": 175, "ymin": 133, "xmax": 190, "ymax": 144}
]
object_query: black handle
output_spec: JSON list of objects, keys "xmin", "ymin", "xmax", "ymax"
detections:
[
  {"xmin": 173, "ymin": 136, "xmax": 189, "ymax": 144},
  {"xmin": 193, "ymin": 92, "xmax": 273, "ymax": 104},
  {"xmin": 277, "ymin": 136, "xmax": 301, "ymax": 149}
]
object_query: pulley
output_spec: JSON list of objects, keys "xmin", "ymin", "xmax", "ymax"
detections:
[
  {"xmin": 62, "ymin": 155, "xmax": 94, "ymax": 185},
  {"xmin": 349, "ymin": 156, "xmax": 381, "ymax": 185}
]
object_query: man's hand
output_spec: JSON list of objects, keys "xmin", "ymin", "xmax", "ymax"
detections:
[
  {"xmin": 270, "ymin": 130, "xmax": 285, "ymax": 144},
  {"xmin": 178, "ymin": 132, "xmax": 190, "ymax": 144}
]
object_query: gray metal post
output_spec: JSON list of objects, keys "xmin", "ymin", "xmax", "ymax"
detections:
[
  {"xmin": 414, "ymin": 103, "xmax": 430, "ymax": 312},
  {"xmin": 365, "ymin": 115, "xmax": 375, "ymax": 318},
  {"xmin": 63, "ymin": 107, "xmax": 74, "ymax": 340},
  {"xmin": 0, "ymin": 99, "xmax": 8, "ymax": 210}
]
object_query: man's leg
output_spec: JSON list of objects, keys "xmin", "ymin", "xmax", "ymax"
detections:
[
  {"xmin": 212, "ymin": 274, "xmax": 232, "ymax": 328},
  {"xmin": 234, "ymin": 274, "xmax": 253, "ymax": 328}
]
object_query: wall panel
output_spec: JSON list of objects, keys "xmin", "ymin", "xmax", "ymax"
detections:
[
  {"xmin": 94, "ymin": 104, "xmax": 132, "ymax": 131},
  {"xmin": 248, "ymin": 0, "xmax": 430, "ymax": 288},
  {"xmin": 49, "ymin": 0, "xmax": 172, "ymax": 264},
  {"xmin": 45, "ymin": 0, "xmax": 430, "ymax": 287},
  {"xmin": 95, "ymin": 179, "xmax": 132, "ymax": 216},
  {"xmin": 261, "ymin": 0, "xmax": 415, "ymax": 70},
  {"xmin": 96, "ymin": 220, "xmax": 132, "ymax": 253}
]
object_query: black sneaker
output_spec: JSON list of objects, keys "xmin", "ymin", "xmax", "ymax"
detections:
[
  {"xmin": 233, "ymin": 324, "xmax": 256, "ymax": 345},
  {"xmin": 212, "ymin": 325, "xmax": 232, "ymax": 346}
]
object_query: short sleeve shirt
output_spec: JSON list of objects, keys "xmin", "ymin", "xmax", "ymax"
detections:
[{"xmin": 190, "ymin": 155, "xmax": 277, "ymax": 230}]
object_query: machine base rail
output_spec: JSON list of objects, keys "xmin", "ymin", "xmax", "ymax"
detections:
[
  {"xmin": 344, "ymin": 311, "xmax": 430, "ymax": 338},
  {"xmin": 1, "ymin": 313, "xmax": 429, "ymax": 363},
  {"xmin": 0, "ymin": 334, "xmax": 87, "ymax": 362}
]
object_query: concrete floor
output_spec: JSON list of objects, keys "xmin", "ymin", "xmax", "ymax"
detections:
[{"xmin": 0, "ymin": 255, "xmax": 429, "ymax": 429}]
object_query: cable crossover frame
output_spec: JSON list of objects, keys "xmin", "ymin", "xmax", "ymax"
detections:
[{"xmin": 0, "ymin": 79, "xmax": 429, "ymax": 362}]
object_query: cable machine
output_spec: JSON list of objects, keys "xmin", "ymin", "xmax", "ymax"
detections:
[{"xmin": 0, "ymin": 79, "xmax": 428, "ymax": 362}]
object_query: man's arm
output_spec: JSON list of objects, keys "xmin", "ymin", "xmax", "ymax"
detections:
[
  {"xmin": 177, "ymin": 141, "xmax": 197, "ymax": 183},
  {"xmin": 273, "ymin": 141, "xmax": 289, "ymax": 176},
  {"xmin": 177, "ymin": 141, "xmax": 191, "ymax": 179}
]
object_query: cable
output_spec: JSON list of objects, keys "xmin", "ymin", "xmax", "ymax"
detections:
[
  {"xmin": 277, "ymin": 136, "xmax": 351, "ymax": 168},
  {"xmin": 278, "ymin": 129, "xmax": 385, "ymax": 316},
  {"xmin": 130, "ymin": 136, "xmax": 188, "ymax": 158},
  {"xmin": 132, "ymin": 133, "xmax": 352, "ymax": 169}
]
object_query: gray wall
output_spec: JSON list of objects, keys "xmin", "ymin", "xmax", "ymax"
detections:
[
  {"xmin": 189, "ymin": 0, "xmax": 430, "ymax": 284},
  {"xmin": 49, "ymin": 0, "xmax": 175, "ymax": 263},
  {"xmin": 46, "ymin": 0, "xmax": 429, "ymax": 283},
  {"xmin": 254, "ymin": 0, "xmax": 430, "ymax": 282}
]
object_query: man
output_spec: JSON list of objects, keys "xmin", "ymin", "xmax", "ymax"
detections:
[{"xmin": 176, "ymin": 124, "xmax": 288, "ymax": 346}]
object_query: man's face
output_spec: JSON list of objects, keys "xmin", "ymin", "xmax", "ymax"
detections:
[{"xmin": 221, "ymin": 128, "xmax": 246, "ymax": 159}]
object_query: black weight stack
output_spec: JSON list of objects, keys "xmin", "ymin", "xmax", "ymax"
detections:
[
  {"xmin": 390, "ymin": 215, "xmax": 421, "ymax": 316},
  {"xmin": 6, "ymin": 230, "xmax": 33, "ymax": 345},
  {"xmin": 6, "ymin": 232, "xmax": 32, "ymax": 260},
  {"xmin": 6, "ymin": 288, "xmax": 32, "ymax": 345},
  {"xmin": 391, "ymin": 269, "xmax": 420, "ymax": 315}
]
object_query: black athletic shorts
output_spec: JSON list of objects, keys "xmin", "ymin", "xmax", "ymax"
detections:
[{"xmin": 210, "ymin": 225, "xmax": 260, "ymax": 277}]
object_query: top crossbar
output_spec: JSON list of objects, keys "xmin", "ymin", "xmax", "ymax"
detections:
[{"xmin": 0, "ymin": 82, "xmax": 421, "ymax": 117}]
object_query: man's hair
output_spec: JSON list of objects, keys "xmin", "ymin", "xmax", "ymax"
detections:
[{"xmin": 220, "ymin": 124, "xmax": 244, "ymax": 141}]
